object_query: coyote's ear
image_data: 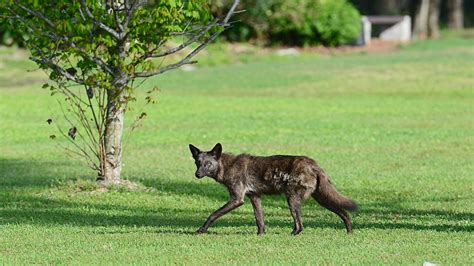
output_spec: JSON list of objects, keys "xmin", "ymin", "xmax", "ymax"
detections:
[
  {"xmin": 210, "ymin": 143, "xmax": 222, "ymax": 159},
  {"xmin": 189, "ymin": 144, "xmax": 201, "ymax": 159}
]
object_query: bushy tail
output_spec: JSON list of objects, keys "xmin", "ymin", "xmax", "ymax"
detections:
[{"xmin": 313, "ymin": 173, "xmax": 358, "ymax": 212}]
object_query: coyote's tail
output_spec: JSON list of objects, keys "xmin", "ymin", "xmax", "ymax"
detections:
[{"xmin": 313, "ymin": 172, "xmax": 358, "ymax": 212}]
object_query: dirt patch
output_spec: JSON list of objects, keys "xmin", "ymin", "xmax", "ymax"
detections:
[
  {"xmin": 303, "ymin": 39, "xmax": 402, "ymax": 55},
  {"xmin": 221, "ymin": 39, "xmax": 402, "ymax": 58},
  {"xmin": 52, "ymin": 178, "xmax": 156, "ymax": 195}
]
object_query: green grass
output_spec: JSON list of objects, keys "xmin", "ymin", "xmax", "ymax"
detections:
[{"xmin": 0, "ymin": 34, "xmax": 473, "ymax": 264}]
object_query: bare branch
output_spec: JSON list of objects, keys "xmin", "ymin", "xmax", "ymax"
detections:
[
  {"xmin": 134, "ymin": 0, "xmax": 240, "ymax": 78},
  {"xmin": 129, "ymin": 0, "xmax": 146, "ymax": 11},
  {"xmin": 121, "ymin": 0, "xmax": 144, "ymax": 35},
  {"xmin": 223, "ymin": 0, "xmax": 240, "ymax": 26},
  {"xmin": 151, "ymin": 19, "xmax": 219, "ymax": 58},
  {"xmin": 31, "ymin": 56, "xmax": 84, "ymax": 84},
  {"xmin": 86, "ymin": 85, "xmax": 102, "ymax": 141},
  {"xmin": 56, "ymin": 102, "xmax": 99, "ymax": 164},
  {"xmin": 133, "ymin": 40, "xmax": 203, "ymax": 77},
  {"xmin": 124, "ymin": 0, "xmax": 131, "ymax": 10},
  {"xmin": 57, "ymin": 99, "xmax": 99, "ymax": 158},
  {"xmin": 79, "ymin": 0, "xmax": 121, "ymax": 40},
  {"xmin": 61, "ymin": 144, "xmax": 100, "ymax": 171},
  {"xmin": 26, "ymin": 39, "xmax": 83, "ymax": 84},
  {"xmin": 111, "ymin": 1, "xmax": 124, "ymax": 33}
]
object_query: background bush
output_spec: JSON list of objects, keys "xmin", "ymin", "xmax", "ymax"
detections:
[
  {"xmin": 213, "ymin": 0, "xmax": 361, "ymax": 46},
  {"xmin": 314, "ymin": 0, "xmax": 362, "ymax": 46}
]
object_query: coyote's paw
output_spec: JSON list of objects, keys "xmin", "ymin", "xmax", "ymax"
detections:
[
  {"xmin": 196, "ymin": 227, "xmax": 208, "ymax": 234},
  {"xmin": 291, "ymin": 228, "xmax": 303, "ymax": 235}
]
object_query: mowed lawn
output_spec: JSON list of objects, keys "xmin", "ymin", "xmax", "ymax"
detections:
[{"xmin": 0, "ymin": 36, "xmax": 473, "ymax": 264}]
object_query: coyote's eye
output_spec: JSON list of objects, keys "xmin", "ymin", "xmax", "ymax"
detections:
[{"xmin": 205, "ymin": 162, "xmax": 212, "ymax": 168}]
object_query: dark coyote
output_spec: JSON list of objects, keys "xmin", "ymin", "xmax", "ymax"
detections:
[{"xmin": 189, "ymin": 143, "xmax": 358, "ymax": 235}]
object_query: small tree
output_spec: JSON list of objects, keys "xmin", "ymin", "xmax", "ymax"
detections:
[{"xmin": 2, "ymin": 0, "xmax": 239, "ymax": 184}]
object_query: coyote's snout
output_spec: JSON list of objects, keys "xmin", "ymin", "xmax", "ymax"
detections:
[{"xmin": 189, "ymin": 143, "xmax": 358, "ymax": 235}]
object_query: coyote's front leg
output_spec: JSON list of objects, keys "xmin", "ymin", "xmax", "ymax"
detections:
[{"xmin": 197, "ymin": 189, "xmax": 245, "ymax": 234}]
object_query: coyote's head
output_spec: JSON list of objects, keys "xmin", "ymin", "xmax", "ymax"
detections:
[{"xmin": 189, "ymin": 143, "xmax": 222, "ymax": 179}]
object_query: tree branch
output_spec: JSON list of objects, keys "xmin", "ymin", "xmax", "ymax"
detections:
[
  {"xmin": 134, "ymin": 32, "xmax": 220, "ymax": 78},
  {"xmin": 13, "ymin": 0, "xmax": 56, "ymax": 28},
  {"xmin": 134, "ymin": 0, "xmax": 240, "ymax": 78},
  {"xmin": 8, "ymin": 4, "xmax": 114, "ymax": 77},
  {"xmin": 79, "ymin": 0, "xmax": 121, "ymax": 40},
  {"xmin": 150, "ymin": 18, "xmax": 219, "ymax": 58},
  {"xmin": 110, "ymin": 1, "xmax": 124, "ymax": 33},
  {"xmin": 31, "ymin": 56, "xmax": 84, "ymax": 84}
]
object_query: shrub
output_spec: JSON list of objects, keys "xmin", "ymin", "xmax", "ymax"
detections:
[
  {"xmin": 268, "ymin": 0, "xmax": 320, "ymax": 45},
  {"xmin": 314, "ymin": 0, "xmax": 361, "ymax": 46},
  {"xmin": 212, "ymin": 0, "xmax": 361, "ymax": 46},
  {"xmin": 269, "ymin": 0, "xmax": 361, "ymax": 46}
]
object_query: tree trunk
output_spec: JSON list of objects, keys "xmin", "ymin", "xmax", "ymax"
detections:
[
  {"xmin": 99, "ymin": 34, "xmax": 128, "ymax": 183},
  {"xmin": 428, "ymin": 0, "xmax": 440, "ymax": 39},
  {"xmin": 99, "ymin": 87, "xmax": 126, "ymax": 183},
  {"xmin": 413, "ymin": 0, "xmax": 430, "ymax": 40},
  {"xmin": 447, "ymin": 0, "xmax": 464, "ymax": 29}
]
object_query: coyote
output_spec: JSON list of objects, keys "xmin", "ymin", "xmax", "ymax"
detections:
[{"xmin": 189, "ymin": 143, "xmax": 358, "ymax": 235}]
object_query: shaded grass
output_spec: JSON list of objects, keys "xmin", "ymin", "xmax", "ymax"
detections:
[{"xmin": 0, "ymin": 35, "xmax": 473, "ymax": 264}]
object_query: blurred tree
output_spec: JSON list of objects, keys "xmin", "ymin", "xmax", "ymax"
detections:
[
  {"xmin": 428, "ymin": 0, "xmax": 441, "ymax": 38},
  {"xmin": 413, "ymin": 0, "xmax": 430, "ymax": 39},
  {"xmin": 447, "ymin": 0, "xmax": 463, "ymax": 29},
  {"xmin": 413, "ymin": 0, "xmax": 440, "ymax": 39}
]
